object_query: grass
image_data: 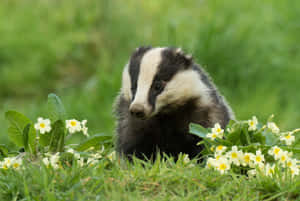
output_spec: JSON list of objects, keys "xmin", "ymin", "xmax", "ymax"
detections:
[
  {"xmin": 1, "ymin": 0, "xmax": 300, "ymax": 200},
  {"xmin": 1, "ymin": 155, "xmax": 300, "ymax": 201}
]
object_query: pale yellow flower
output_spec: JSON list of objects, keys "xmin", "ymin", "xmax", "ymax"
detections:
[
  {"xmin": 66, "ymin": 119, "xmax": 82, "ymax": 134},
  {"xmin": 34, "ymin": 117, "xmax": 51, "ymax": 134},
  {"xmin": 215, "ymin": 145, "xmax": 227, "ymax": 154},
  {"xmin": 241, "ymin": 152, "xmax": 254, "ymax": 167},
  {"xmin": 215, "ymin": 157, "xmax": 230, "ymax": 174},
  {"xmin": 280, "ymin": 132, "xmax": 295, "ymax": 145},
  {"xmin": 107, "ymin": 151, "xmax": 116, "ymax": 162},
  {"xmin": 267, "ymin": 122, "xmax": 280, "ymax": 134},
  {"xmin": 268, "ymin": 146, "xmax": 282, "ymax": 160},
  {"xmin": 212, "ymin": 123, "xmax": 224, "ymax": 136},
  {"xmin": 251, "ymin": 150, "xmax": 265, "ymax": 166},
  {"xmin": 248, "ymin": 116, "xmax": 258, "ymax": 131},
  {"xmin": 226, "ymin": 146, "xmax": 243, "ymax": 166},
  {"xmin": 265, "ymin": 163, "xmax": 275, "ymax": 177}
]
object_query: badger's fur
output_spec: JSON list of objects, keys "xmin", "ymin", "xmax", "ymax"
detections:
[{"xmin": 114, "ymin": 46, "xmax": 234, "ymax": 160}]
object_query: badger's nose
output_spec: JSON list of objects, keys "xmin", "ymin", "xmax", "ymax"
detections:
[{"xmin": 129, "ymin": 104, "xmax": 146, "ymax": 119}]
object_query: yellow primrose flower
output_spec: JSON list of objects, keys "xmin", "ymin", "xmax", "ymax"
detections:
[
  {"xmin": 248, "ymin": 169, "xmax": 257, "ymax": 177},
  {"xmin": 290, "ymin": 166, "xmax": 299, "ymax": 177},
  {"xmin": 207, "ymin": 132, "xmax": 218, "ymax": 140},
  {"xmin": 1, "ymin": 157, "xmax": 22, "ymax": 170},
  {"xmin": 251, "ymin": 150, "xmax": 265, "ymax": 166},
  {"xmin": 214, "ymin": 152, "xmax": 222, "ymax": 161},
  {"xmin": 286, "ymin": 159, "xmax": 297, "ymax": 168},
  {"xmin": 241, "ymin": 153, "xmax": 254, "ymax": 166},
  {"xmin": 42, "ymin": 157, "xmax": 50, "ymax": 168},
  {"xmin": 248, "ymin": 116, "xmax": 258, "ymax": 131},
  {"xmin": 280, "ymin": 132, "xmax": 295, "ymax": 145},
  {"xmin": 108, "ymin": 151, "xmax": 116, "ymax": 162},
  {"xmin": 182, "ymin": 154, "xmax": 195, "ymax": 167},
  {"xmin": 215, "ymin": 157, "xmax": 230, "ymax": 174},
  {"xmin": 81, "ymin": 120, "xmax": 89, "ymax": 137},
  {"xmin": 226, "ymin": 146, "xmax": 243, "ymax": 166},
  {"xmin": 66, "ymin": 119, "xmax": 82, "ymax": 134},
  {"xmin": 11, "ymin": 158, "xmax": 22, "ymax": 169},
  {"xmin": 34, "ymin": 117, "xmax": 51, "ymax": 134},
  {"xmin": 267, "ymin": 122, "xmax": 280, "ymax": 134},
  {"xmin": 212, "ymin": 123, "xmax": 224, "ymax": 136},
  {"xmin": 215, "ymin": 145, "xmax": 227, "ymax": 154},
  {"xmin": 206, "ymin": 157, "xmax": 217, "ymax": 169},
  {"xmin": 265, "ymin": 163, "xmax": 275, "ymax": 177},
  {"xmin": 278, "ymin": 151, "xmax": 291, "ymax": 165},
  {"xmin": 268, "ymin": 146, "xmax": 282, "ymax": 160},
  {"xmin": 44, "ymin": 152, "xmax": 60, "ymax": 169}
]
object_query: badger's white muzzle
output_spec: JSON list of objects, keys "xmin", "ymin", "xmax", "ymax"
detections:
[{"xmin": 130, "ymin": 87, "xmax": 152, "ymax": 119}]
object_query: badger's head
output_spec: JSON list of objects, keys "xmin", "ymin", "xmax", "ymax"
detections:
[{"xmin": 121, "ymin": 47, "xmax": 213, "ymax": 120}]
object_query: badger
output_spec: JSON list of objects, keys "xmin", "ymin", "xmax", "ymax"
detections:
[{"xmin": 114, "ymin": 46, "xmax": 234, "ymax": 160}]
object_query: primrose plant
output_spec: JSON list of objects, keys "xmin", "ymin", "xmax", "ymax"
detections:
[
  {"xmin": 190, "ymin": 115, "xmax": 300, "ymax": 178},
  {"xmin": 0, "ymin": 94, "xmax": 114, "ymax": 171}
]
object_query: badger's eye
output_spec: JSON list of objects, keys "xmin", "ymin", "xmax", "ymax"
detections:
[{"xmin": 153, "ymin": 81, "xmax": 164, "ymax": 91}]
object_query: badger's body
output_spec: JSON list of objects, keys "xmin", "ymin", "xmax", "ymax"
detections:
[{"xmin": 115, "ymin": 47, "xmax": 234, "ymax": 160}]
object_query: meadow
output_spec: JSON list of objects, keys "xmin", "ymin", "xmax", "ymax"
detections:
[{"xmin": 0, "ymin": 0, "xmax": 300, "ymax": 200}]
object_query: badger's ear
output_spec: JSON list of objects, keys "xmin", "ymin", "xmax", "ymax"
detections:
[
  {"xmin": 132, "ymin": 46, "xmax": 152, "ymax": 57},
  {"xmin": 173, "ymin": 48, "xmax": 193, "ymax": 68}
]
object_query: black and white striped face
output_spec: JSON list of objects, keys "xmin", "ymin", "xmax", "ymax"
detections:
[{"xmin": 121, "ymin": 47, "xmax": 212, "ymax": 119}]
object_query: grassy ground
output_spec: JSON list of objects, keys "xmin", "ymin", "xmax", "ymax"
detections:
[
  {"xmin": 1, "ymin": 155, "xmax": 300, "ymax": 201},
  {"xmin": 1, "ymin": 0, "xmax": 300, "ymax": 200}
]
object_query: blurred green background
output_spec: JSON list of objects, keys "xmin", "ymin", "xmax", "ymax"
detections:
[{"xmin": 1, "ymin": 0, "xmax": 300, "ymax": 148}]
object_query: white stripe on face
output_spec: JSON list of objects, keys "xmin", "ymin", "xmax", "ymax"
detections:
[
  {"xmin": 155, "ymin": 69, "xmax": 213, "ymax": 114},
  {"xmin": 130, "ymin": 48, "xmax": 164, "ymax": 115},
  {"xmin": 121, "ymin": 64, "xmax": 132, "ymax": 101}
]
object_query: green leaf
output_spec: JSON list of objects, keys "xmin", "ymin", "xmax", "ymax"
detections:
[
  {"xmin": 49, "ymin": 120, "xmax": 65, "ymax": 152},
  {"xmin": 22, "ymin": 123, "xmax": 37, "ymax": 155},
  {"xmin": 252, "ymin": 132, "xmax": 266, "ymax": 145},
  {"xmin": 23, "ymin": 124, "xmax": 30, "ymax": 153},
  {"xmin": 39, "ymin": 131, "xmax": 52, "ymax": 147},
  {"xmin": 240, "ymin": 127, "xmax": 250, "ymax": 145},
  {"xmin": 75, "ymin": 134, "xmax": 112, "ymax": 152},
  {"xmin": 226, "ymin": 131, "xmax": 241, "ymax": 145},
  {"xmin": 215, "ymin": 138, "xmax": 232, "ymax": 146},
  {"xmin": 47, "ymin": 93, "xmax": 66, "ymax": 122},
  {"xmin": 226, "ymin": 119, "xmax": 236, "ymax": 130},
  {"xmin": 189, "ymin": 123, "xmax": 208, "ymax": 138},
  {"xmin": 263, "ymin": 131, "xmax": 278, "ymax": 146},
  {"xmin": 0, "ymin": 144, "xmax": 9, "ymax": 157},
  {"xmin": 5, "ymin": 111, "xmax": 32, "ymax": 147}
]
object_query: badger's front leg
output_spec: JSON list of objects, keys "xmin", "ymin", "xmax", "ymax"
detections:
[
  {"xmin": 116, "ymin": 120, "xmax": 154, "ymax": 159},
  {"xmin": 115, "ymin": 95, "xmax": 155, "ymax": 159}
]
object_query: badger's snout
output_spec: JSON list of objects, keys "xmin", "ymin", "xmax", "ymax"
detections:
[{"xmin": 129, "ymin": 103, "xmax": 147, "ymax": 119}]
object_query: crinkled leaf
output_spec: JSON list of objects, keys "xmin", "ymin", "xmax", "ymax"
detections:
[
  {"xmin": 263, "ymin": 131, "xmax": 278, "ymax": 146},
  {"xmin": 226, "ymin": 131, "xmax": 241, "ymax": 145},
  {"xmin": 39, "ymin": 131, "xmax": 52, "ymax": 147},
  {"xmin": 226, "ymin": 120, "xmax": 236, "ymax": 130},
  {"xmin": 49, "ymin": 120, "xmax": 65, "ymax": 152},
  {"xmin": 5, "ymin": 111, "xmax": 32, "ymax": 147},
  {"xmin": 252, "ymin": 132, "xmax": 266, "ymax": 145},
  {"xmin": 23, "ymin": 124, "xmax": 30, "ymax": 153},
  {"xmin": 189, "ymin": 123, "xmax": 208, "ymax": 138},
  {"xmin": 240, "ymin": 127, "xmax": 251, "ymax": 145},
  {"xmin": 24, "ymin": 123, "xmax": 36, "ymax": 155},
  {"xmin": 75, "ymin": 133, "xmax": 112, "ymax": 152},
  {"xmin": 0, "ymin": 144, "xmax": 9, "ymax": 157},
  {"xmin": 215, "ymin": 138, "xmax": 232, "ymax": 146},
  {"xmin": 47, "ymin": 93, "xmax": 66, "ymax": 122}
]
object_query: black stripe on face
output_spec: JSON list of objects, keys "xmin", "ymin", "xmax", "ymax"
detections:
[
  {"xmin": 148, "ymin": 47, "xmax": 193, "ymax": 108},
  {"xmin": 129, "ymin": 46, "xmax": 152, "ymax": 101}
]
